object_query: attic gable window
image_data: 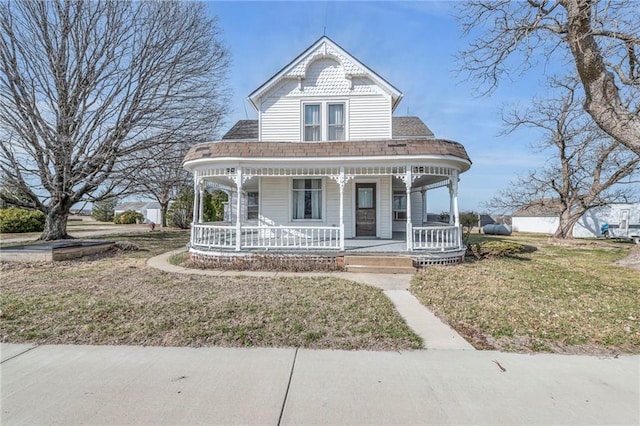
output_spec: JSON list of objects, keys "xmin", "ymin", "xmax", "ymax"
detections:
[{"xmin": 304, "ymin": 104, "xmax": 321, "ymax": 141}]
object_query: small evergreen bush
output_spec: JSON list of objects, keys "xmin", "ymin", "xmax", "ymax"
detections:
[
  {"xmin": 92, "ymin": 198, "xmax": 117, "ymax": 222},
  {"xmin": 0, "ymin": 207, "xmax": 46, "ymax": 233},
  {"xmin": 469, "ymin": 241, "xmax": 525, "ymax": 259},
  {"xmin": 113, "ymin": 210, "xmax": 144, "ymax": 224}
]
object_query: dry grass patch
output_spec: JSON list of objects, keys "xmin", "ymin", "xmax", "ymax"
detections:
[
  {"xmin": 412, "ymin": 236, "xmax": 640, "ymax": 355},
  {"xmin": 0, "ymin": 234, "xmax": 420, "ymax": 351}
]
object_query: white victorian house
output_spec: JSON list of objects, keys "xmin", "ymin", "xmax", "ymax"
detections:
[{"xmin": 183, "ymin": 37, "xmax": 472, "ymax": 266}]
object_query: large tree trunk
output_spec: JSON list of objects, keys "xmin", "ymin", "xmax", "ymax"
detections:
[
  {"xmin": 562, "ymin": 0, "xmax": 640, "ymax": 156},
  {"xmin": 553, "ymin": 209, "xmax": 584, "ymax": 239},
  {"xmin": 160, "ymin": 202, "xmax": 169, "ymax": 228},
  {"xmin": 39, "ymin": 208, "xmax": 71, "ymax": 240}
]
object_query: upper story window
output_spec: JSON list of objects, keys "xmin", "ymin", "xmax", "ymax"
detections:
[
  {"xmin": 327, "ymin": 103, "xmax": 344, "ymax": 140},
  {"xmin": 302, "ymin": 102, "xmax": 346, "ymax": 141},
  {"xmin": 304, "ymin": 104, "xmax": 321, "ymax": 141}
]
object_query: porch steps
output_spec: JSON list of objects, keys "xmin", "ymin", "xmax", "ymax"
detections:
[{"xmin": 343, "ymin": 255, "xmax": 416, "ymax": 274}]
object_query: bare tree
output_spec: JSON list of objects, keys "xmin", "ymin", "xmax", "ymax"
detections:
[
  {"xmin": 486, "ymin": 80, "xmax": 639, "ymax": 238},
  {"xmin": 0, "ymin": 0, "xmax": 229, "ymax": 240},
  {"xmin": 458, "ymin": 0, "xmax": 640, "ymax": 156},
  {"xmin": 132, "ymin": 142, "xmax": 191, "ymax": 227}
]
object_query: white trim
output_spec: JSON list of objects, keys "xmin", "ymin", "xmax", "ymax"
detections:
[
  {"xmin": 185, "ymin": 155, "xmax": 471, "ymax": 172},
  {"xmin": 351, "ymin": 178, "xmax": 381, "ymax": 238}
]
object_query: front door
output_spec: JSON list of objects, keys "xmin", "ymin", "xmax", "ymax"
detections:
[{"xmin": 356, "ymin": 183, "xmax": 376, "ymax": 237}]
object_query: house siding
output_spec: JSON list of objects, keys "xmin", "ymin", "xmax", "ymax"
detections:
[
  {"xmin": 258, "ymin": 59, "xmax": 392, "ymax": 142},
  {"xmin": 259, "ymin": 177, "xmax": 289, "ymax": 225},
  {"xmin": 260, "ymin": 95, "xmax": 300, "ymax": 142},
  {"xmin": 259, "ymin": 177, "xmax": 341, "ymax": 227},
  {"xmin": 349, "ymin": 95, "xmax": 392, "ymax": 140}
]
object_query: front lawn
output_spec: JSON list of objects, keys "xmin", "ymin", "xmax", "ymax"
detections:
[
  {"xmin": 411, "ymin": 234, "xmax": 640, "ymax": 354},
  {"xmin": 0, "ymin": 231, "xmax": 421, "ymax": 351}
]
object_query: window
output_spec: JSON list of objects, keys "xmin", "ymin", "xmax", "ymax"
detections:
[
  {"xmin": 393, "ymin": 192, "xmax": 407, "ymax": 221},
  {"xmin": 247, "ymin": 191, "xmax": 259, "ymax": 220},
  {"xmin": 304, "ymin": 104, "xmax": 321, "ymax": 141},
  {"xmin": 302, "ymin": 101, "xmax": 346, "ymax": 141},
  {"xmin": 327, "ymin": 103, "xmax": 344, "ymax": 140},
  {"xmin": 292, "ymin": 179, "xmax": 322, "ymax": 220}
]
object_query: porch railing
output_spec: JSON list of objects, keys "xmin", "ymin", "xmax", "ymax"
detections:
[
  {"xmin": 191, "ymin": 223, "xmax": 340, "ymax": 250},
  {"xmin": 191, "ymin": 223, "xmax": 462, "ymax": 252},
  {"xmin": 412, "ymin": 225, "xmax": 462, "ymax": 251},
  {"xmin": 192, "ymin": 224, "xmax": 237, "ymax": 248}
]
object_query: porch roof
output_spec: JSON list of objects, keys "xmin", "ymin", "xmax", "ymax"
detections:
[{"xmin": 183, "ymin": 139, "xmax": 471, "ymax": 170}]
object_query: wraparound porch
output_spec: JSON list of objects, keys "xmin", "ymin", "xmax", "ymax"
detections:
[{"xmin": 190, "ymin": 223, "xmax": 463, "ymax": 253}]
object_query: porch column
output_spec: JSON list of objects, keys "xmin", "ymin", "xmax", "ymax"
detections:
[
  {"xmin": 198, "ymin": 182, "xmax": 205, "ymax": 223},
  {"xmin": 405, "ymin": 167, "xmax": 413, "ymax": 251},
  {"xmin": 235, "ymin": 168, "xmax": 243, "ymax": 251},
  {"xmin": 338, "ymin": 167, "xmax": 346, "ymax": 251},
  {"xmin": 421, "ymin": 187, "xmax": 427, "ymax": 225},
  {"xmin": 191, "ymin": 174, "xmax": 199, "ymax": 246},
  {"xmin": 330, "ymin": 168, "xmax": 350, "ymax": 251},
  {"xmin": 192, "ymin": 175, "xmax": 199, "ymax": 225},
  {"xmin": 451, "ymin": 170, "xmax": 461, "ymax": 248},
  {"xmin": 452, "ymin": 170, "xmax": 460, "ymax": 226},
  {"xmin": 448, "ymin": 182, "xmax": 455, "ymax": 225}
]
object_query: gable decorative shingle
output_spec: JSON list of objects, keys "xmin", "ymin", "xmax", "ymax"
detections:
[{"xmin": 248, "ymin": 36, "xmax": 403, "ymax": 111}]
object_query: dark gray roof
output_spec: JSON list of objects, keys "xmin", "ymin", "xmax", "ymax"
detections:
[
  {"xmin": 222, "ymin": 120, "xmax": 259, "ymax": 140},
  {"xmin": 221, "ymin": 117, "xmax": 434, "ymax": 140},
  {"xmin": 392, "ymin": 117, "xmax": 434, "ymax": 138}
]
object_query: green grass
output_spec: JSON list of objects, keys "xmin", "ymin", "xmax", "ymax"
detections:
[
  {"xmin": 411, "ymin": 234, "xmax": 640, "ymax": 354},
  {"xmin": 0, "ymin": 232, "xmax": 421, "ymax": 351}
]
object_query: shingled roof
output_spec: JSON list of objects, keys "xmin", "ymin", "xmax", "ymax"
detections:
[
  {"xmin": 392, "ymin": 117, "xmax": 434, "ymax": 138},
  {"xmin": 184, "ymin": 139, "xmax": 470, "ymax": 166},
  {"xmin": 222, "ymin": 120, "xmax": 259, "ymax": 140},
  {"xmin": 221, "ymin": 117, "xmax": 434, "ymax": 140}
]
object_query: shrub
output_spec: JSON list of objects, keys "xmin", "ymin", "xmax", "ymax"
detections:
[
  {"xmin": 168, "ymin": 186, "xmax": 194, "ymax": 229},
  {"xmin": 469, "ymin": 241, "xmax": 525, "ymax": 259},
  {"xmin": 113, "ymin": 210, "xmax": 144, "ymax": 224},
  {"xmin": 0, "ymin": 207, "xmax": 46, "ymax": 233},
  {"xmin": 460, "ymin": 211, "xmax": 479, "ymax": 245}
]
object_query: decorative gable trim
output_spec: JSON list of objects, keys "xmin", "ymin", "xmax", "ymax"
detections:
[{"xmin": 248, "ymin": 36, "xmax": 403, "ymax": 111}]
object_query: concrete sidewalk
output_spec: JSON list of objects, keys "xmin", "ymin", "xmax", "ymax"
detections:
[
  {"xmin": 148, "ymin": 250, "xmax": 474, "ymax": 351},
  {"xmin": 1, "ymin": 343, "xmax": 638, "ymax": 425}
]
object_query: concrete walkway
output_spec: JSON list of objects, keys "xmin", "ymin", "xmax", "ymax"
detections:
[
  {"xmin": 1, "ymin": 343, "xmax": 638, "ymax": 425},
  {"xmin": 147, "ymin": 250, "xmax": 473, "ymax": 350}
]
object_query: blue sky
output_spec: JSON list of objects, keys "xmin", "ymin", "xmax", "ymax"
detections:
[{"xmin": 207, "ymin": 1, "xmax": 557, "ymax": 213}]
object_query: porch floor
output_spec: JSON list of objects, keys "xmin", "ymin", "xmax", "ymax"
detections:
[{"xmin": 343, "ymin": 232, "xmax": 408, "ymax": 253}]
